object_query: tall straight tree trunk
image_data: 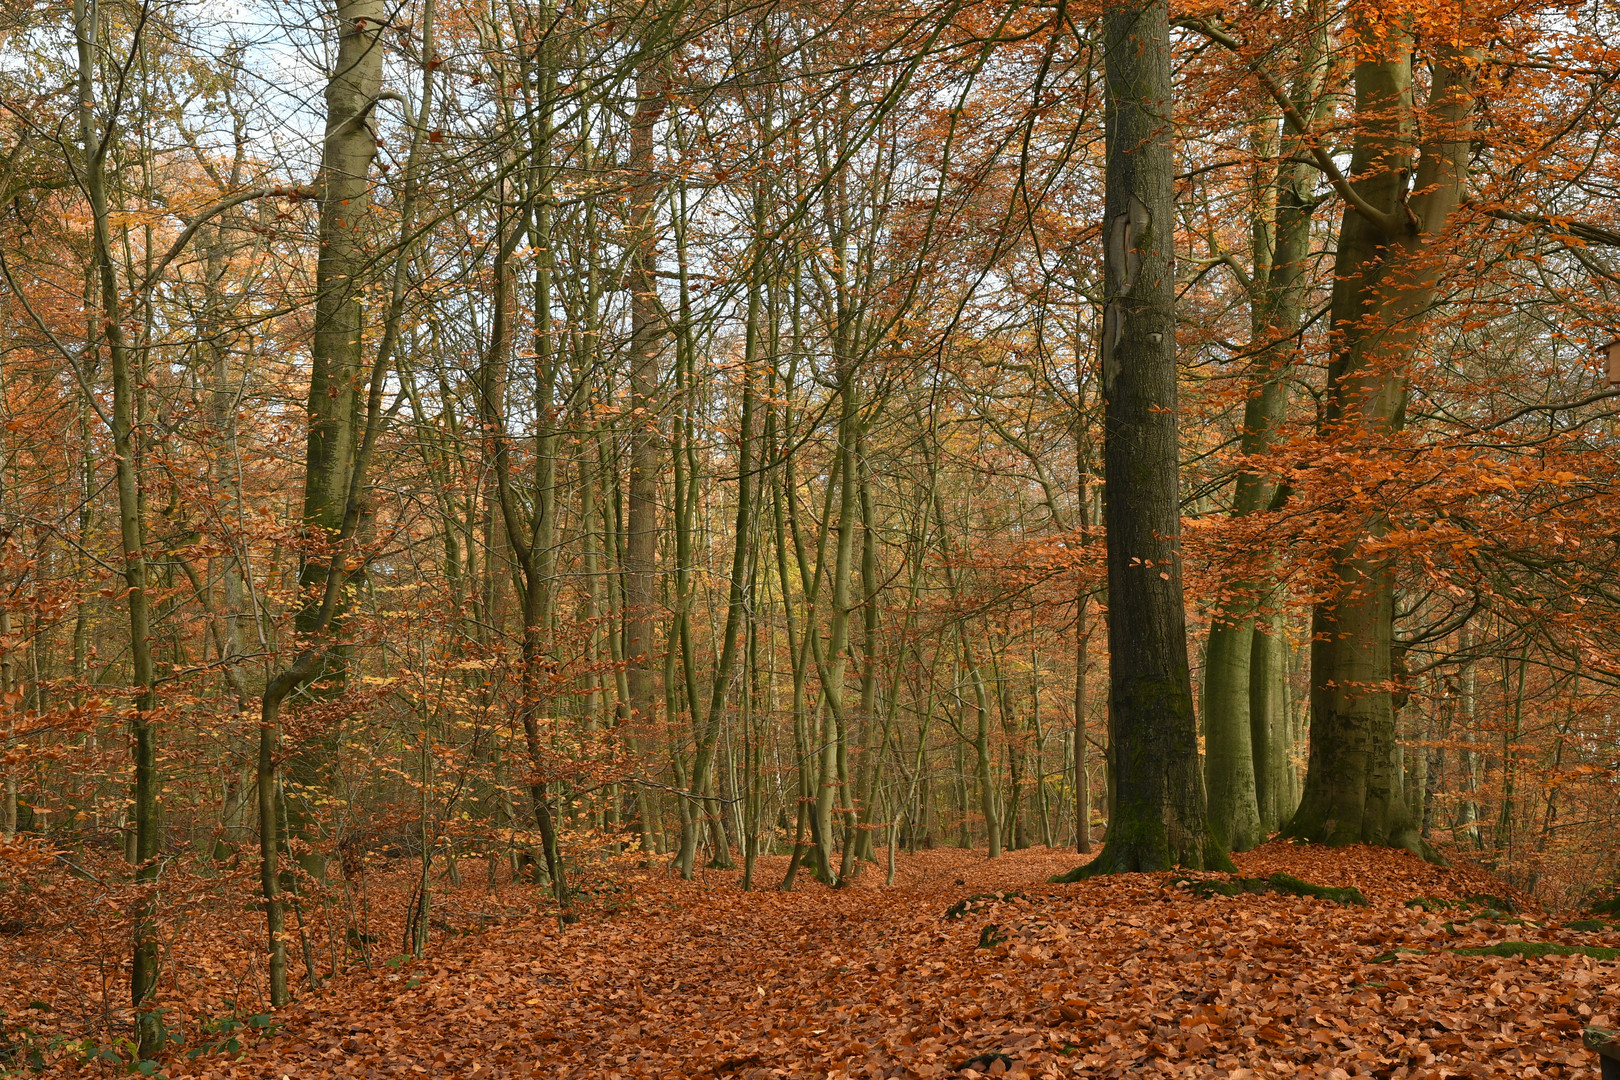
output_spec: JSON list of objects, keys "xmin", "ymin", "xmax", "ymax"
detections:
[
  {"xmin": 1057, "ymin": 0, "xmax": 1225, "ymax": 880},
  {"xmin": 1285, "ymin": 32, "xmax": 1477, "ymax": 856},
  {"xmin": 0, "ymin": 603, "xmax": 12, "ymax": 840},
  {"xmin": 74, "ymin": 0, "xmax": 162, "ymax": 1053},
  {"xmin": 279, "ymin": 0, "xmax": 388, "ymax": 885},
  {"xmin": 1074, "ymin": 594, "xmax": 1090, "ymax": 853},
  {"xmin": 844, "ymin": 458, "xmax": 885, "ymax": 870},
  {"xmin": 259, "ymin": 0, "xmax": 434, "ymax": 1002},
  {"xmin": 1250, "ymin": 611, "xmax": 1296, "ymax": 829},
  {"xmin": 624, "ymin": 57, "xmax": 666, "ymax": 833}
]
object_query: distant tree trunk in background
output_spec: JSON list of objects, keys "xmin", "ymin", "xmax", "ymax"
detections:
[
  {"xmin": 963, "ymin": 631, "xmax": 1002, "ymax": 859},
  {"xmin": 1250, "ymin": 612, "xmax": 1296, "ymax": 831},
  {"xmin": 624, "ymin": 57, "xmax": 666, "ymax": 859},
  {"xmin": 0, "ymin": 602, "xmax": 13, "ymax": 839},
  {"xmin": 1074, "ymin": 592, "xmax": 1091, "ymax": 855},
  {"xmin": 1074, "ymin": 441, "xmax": 1093, "ymax": 855},
  {"xmin": 1056, "ymin": 0, "xmax": 1226, "ymax": 880}
]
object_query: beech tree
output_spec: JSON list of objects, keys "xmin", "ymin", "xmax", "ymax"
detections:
[
  {"xmin": 1282, "ymin": 17, "xmax": 1479, "ymax": 855},
  {"xmin": 1056, "ymin": 0, "xmax": 1226, "ymax": 879}
]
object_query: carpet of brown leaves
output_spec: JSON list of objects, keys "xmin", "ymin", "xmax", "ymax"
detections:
[{"xmin": 4, "ymin": 841, "xmax": 1617, "ymax": 1079}]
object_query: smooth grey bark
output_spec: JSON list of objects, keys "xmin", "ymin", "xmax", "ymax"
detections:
[
  {"xmin": 296, "ymin": 0, "xmax": 384, "ymax": 633},
  {"xmin": 1057, "ymin": 0, "xmax": 1225, "ymax": 880},
  {"xmin": 1203, "ymin": 622, "xmax": 1262, "ymax": 850},
  {"xmin": 1249, "ymin": 612, "xmax": 1296, "ymax": 830}
]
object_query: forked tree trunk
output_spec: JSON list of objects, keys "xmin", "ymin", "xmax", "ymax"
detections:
[
  {"xmin": 1285, "ymin": 35, "xmax": 1476, "ymax": 856},
  {"xmin": 1199, "ymin": 7, "xmax": 1328, "ymax": 851}
]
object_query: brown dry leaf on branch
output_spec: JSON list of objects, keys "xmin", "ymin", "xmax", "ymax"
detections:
[{"xmin": 5, "ymin": 842, "xmax": 1599, "ymax": 1079}]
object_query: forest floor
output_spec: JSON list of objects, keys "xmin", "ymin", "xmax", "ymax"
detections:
[{"xmin": 4, "ymin": 840, "xmax": 1619, "ymax": 1079}]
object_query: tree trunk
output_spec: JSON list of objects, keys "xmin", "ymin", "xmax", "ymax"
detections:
[
  {"xmin": 1056, "ymin": 0, "xmax": 1224, "ymax": 880},
  {"xmin": 1199, "ymin": 10, "xmax": 1329, "ymax": 853},
  {"xmin": 1250, "ymin": 612, "xmax": 1296, "ymax": 830},
  {"xmin": 74, "ymin": 0, "xmax": 162, "ymax": 1052},
  {"xmin": 282, "ymin": 0, "xmax": 389, "ymax": 884},
  {"xmin": 624, "ymin": 58, "xmax": 666, "ymax": 857},
  {"xmin": 1073, "ymin": 435, "xmax": 1094, "ymax": 854},
  {"xmin": 1285, "ymin": 36, "xmax": 1476, "ymax": 857},
  {"xmin": 1203, "ymin": 622, "xmax": 1262, "ymax": 851}
]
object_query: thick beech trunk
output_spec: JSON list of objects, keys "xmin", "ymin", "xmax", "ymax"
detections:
[
  {"xmin": 1285, "ymin": 38, "xmax": 1476, "ymax": 857},
  {"xmin": 1057, "ymin": 0, "xmax": 1224, "ymax": 880}
]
